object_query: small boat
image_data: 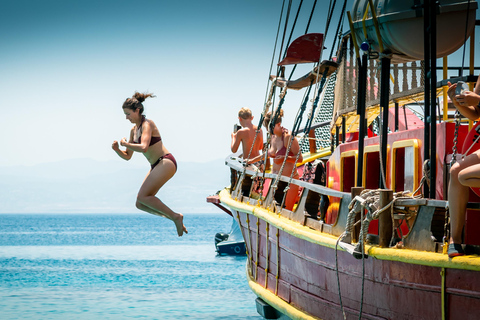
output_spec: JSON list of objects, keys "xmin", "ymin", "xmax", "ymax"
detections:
[
  {"xmin": 214, "ymin": 217, "xmax": 246, "ymax": 256},
  {"xmin": 209, "ymin": 0, "xmax": 480, "ymax": 319},
  {"xmin": 207, "ymin": 194, "xmax": 246, "ymax": 255}
]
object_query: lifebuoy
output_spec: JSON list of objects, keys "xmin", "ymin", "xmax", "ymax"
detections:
[
  {"xmin": 234, "ymin": 245, "xmax": 241, "ymax": 254},
  {"xmin": 460, "ymin": 121, "xmax": 480, "ymax": 196}
]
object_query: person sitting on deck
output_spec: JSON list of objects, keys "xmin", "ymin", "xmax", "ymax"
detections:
[
  {"xmin": 263, "ymin": 110, "xmax": 303, "ymax": 211},
  {"xmin": 447, "ymin": 76, "xmax": 480, "ymax": 257},
  {"xmin": 230, "ymin": 107, "xmax": 264, "ymax": 197}
]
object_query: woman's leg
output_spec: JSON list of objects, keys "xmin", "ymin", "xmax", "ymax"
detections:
[
  {"xmin": 136, "ymin": 159, "xmax": 187, "ymax": 236},
  {"xmin": 449, "ymin": 151, "xmax": 480, "ymax": 244},
  {"xmin": 285, "ymin": 184, "xmax": 300, "ymax": 211}
]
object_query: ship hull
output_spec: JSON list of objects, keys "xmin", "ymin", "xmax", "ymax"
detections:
[{"xmin": 221, "ymin": 191, "xmax": 480, "ymax": 320}]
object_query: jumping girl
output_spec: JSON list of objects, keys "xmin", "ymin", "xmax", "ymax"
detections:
[{"xmin": 112, "ymin": 92, "xmax": 188, "ymax": 236}]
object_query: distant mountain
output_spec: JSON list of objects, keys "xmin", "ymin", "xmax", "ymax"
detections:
[{"xmin": 0, "ymin": 158, "xmax": 230, "ymax": 214}]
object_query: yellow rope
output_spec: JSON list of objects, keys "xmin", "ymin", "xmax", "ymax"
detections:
[
  {"xmin": 347, "ymin": 11, "xmax": 360, "ymax": 59},
  {"xmin": 245, "ymin": 214, "xmax": 255, "ymax": 280},
  {"xmin": 265, "ymin": 223, "xmax": 270, "ymax": 288},
  {"xmin": 255, "ymin": 217, "xmax": 260, "ymax": 281},
  {"xmin": 367, "ymin": 0, "xmax": 384, "ymax": 52},
  {"xmin": 238, "ymin": 211, "xmax": 252, "ymax": 272},
  {"xmin": 441, "ymin": 268, "xmax": 446, "ymax": 320},
  {"xmin": 275, "ymin": 229, "xmax": 280, "ymax": 295}
]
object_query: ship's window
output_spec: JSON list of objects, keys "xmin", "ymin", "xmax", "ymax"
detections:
[
  {"xmin": 340, "ymin": 151, "xmax": 357, "ymax": 193},
  {"xmin": 365, "ymin": 151, "xmax": 380, "ymax": 189},
  {"xmin": 392, "ymin": 140, "xmax": 419, "ymax": 193}
]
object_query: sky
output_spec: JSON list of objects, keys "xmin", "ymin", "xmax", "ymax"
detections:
[
  {"xmin": 1, "ymin": 0, "xmax": 479, "ymax": 168},
  {"xmin": 0, "ymin": 0, "xmax": 345, "ymax": 168},
  {"xmin": 2, "ymin": 0, "xmax": 480, "ymax": 214}
]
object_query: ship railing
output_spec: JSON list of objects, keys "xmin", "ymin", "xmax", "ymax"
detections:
[
  {"xmin": 226, "ymin": 154, "xmax": 351, "ymax": 237},
  {"xmin": 226, "ymin": 154, "xmax": 454, "ymax": 252}
]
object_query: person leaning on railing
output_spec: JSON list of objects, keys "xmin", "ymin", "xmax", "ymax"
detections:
[
  {"xmin": 446, "ymin": 76, "xmax": 480, "ymax": 257},
  {"xmin": 263, "ymin": 110, "xmax": 303, "ymax": 210}
]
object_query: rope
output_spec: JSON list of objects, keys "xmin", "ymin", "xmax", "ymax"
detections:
[
  {"xmin": 459, "ymin": 0, "xmax": 472, "ymax": 77},
  {"xmin": 441, "ymin": 267, "xmax": 446, "ymax": 320},
  {"xmin": 275, "ymin": 229, "xmax": 280, "ymax": 295},
  {"xmin": 335, "ymin": 235, "xmax": 347, "ymax": 320},
  {"xmin": 359, "ymin": 203, "xmax": 366, "ymax": 320},
  {"xmin": 341, "ymin": 188, "xmax": 425, "ymax": 254},
  {"xmin": 323, "ymin": 0, "xmax": 338, "ymax": 43},
  {"xmin": 269, "ymin": 87, "xmax": 288, "ymax": 137},
  {"xmin": 272, "ymin": 66, "xmax": 333, "ymax": 209},
  {"xmin": 233, "ymin": 81, "xmax": 278, "ymax": 198},
  {"xmin": 282, "ymin": 0, "xmax": 303, "ymax": 63},
  {"xmin": 264, "ymin": 0, "xmax": 287, "ymax": 109},
  {"xmin": 265, "ymin": 222, "xmax": 270, "ymax": 288},
  {"xmin": 255, "ymin": 217, "xmax": 260, "ymax": 281},
  {"xmin": 277, "ymin": 0, "xmax": 293, "ymax": 67},
  {"xmin": 450, "ymin": 0, "xmax": 472, "ymax": 164},
  {"xmin": 304, "ymin": 0, "xmax": 318, "ymax": 34},
  {"xmin": 378, "ymin": 111, "xmax": 388, "ymax": 188},
  {"xmin": 328, "ymin": 0, "xmax": 348, "ymax": 61},
  {"xmin": 237, "ymin": 211, "xmax": 253, "ymax": 278},
  {"xmin": 442, "ymin": 202, "xmax": 450, "ymax": 254}
]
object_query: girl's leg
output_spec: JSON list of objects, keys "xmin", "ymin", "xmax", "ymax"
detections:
[
  {"xmin": 136, "ymin": 159, "xmax": 188, "ymax": 236},
  {"xmin": 285, "ymin": 184, "xmax": 300, "ymax": 211},
  {"xmin": 448, "ymin": 152, "xmax": 480, "ymax": 244},
  {"xmin": 135, "ymin": 202, "xmax": 170, "ymax": 220}
]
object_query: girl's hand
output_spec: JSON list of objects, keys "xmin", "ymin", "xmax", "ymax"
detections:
[
  {"xmin": 112, "ymin": 140, "xmax": 120, "ymax": 151},
  {"xmin": 458, "ymin": 90, "xmax": 480, "ymax": 107},
  {"xmin": 447, "ymin": 82, "xmax": 457, "ymax": 102},
  {"xmin": 120, "ymin": 138, "xmax": 127, "ymax": 147}
]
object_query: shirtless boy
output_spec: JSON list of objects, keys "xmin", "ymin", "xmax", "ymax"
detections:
[
  {"xmin": 230, "ymin": 108, "xmax": 264, "ymax": 196},
  {"xmin": 231, "ymin": 107, "xmax": 264, "ymax": 164}
]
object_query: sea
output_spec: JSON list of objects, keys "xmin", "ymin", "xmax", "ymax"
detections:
[{"xmin": 0, "ymin": 213, "xmax": 262, "ymax": 320}]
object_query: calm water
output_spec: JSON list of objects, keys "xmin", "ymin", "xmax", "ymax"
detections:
[{"xmin": 0, "ymin": 213, "xmax": 261, "ymax": 319}]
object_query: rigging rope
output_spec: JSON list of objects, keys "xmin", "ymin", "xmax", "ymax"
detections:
[
  {"xmin": 459, "ymin": 0, "xmax": 472, "ymax": 77},
  {"xmin": 277, "ymin": 0, "xmax": 293, "ymax": 67},
  {"xmin": 281, "ymin": 0, "xmax": 304, "ymax": 63},
  {"xmin": 323, "ymin": 0, "xmax": 338, "ymax": 44},
  {"xmin": 263, "ymin": 0, "xmax": 287, "ymax": 109},
  {"xmin": 328, "ymin": 0, "xmax": 348, "ymax": 61},
  {"xmin": 451, "ymin": 0, "xmax": 473, "ymax": 166},
  {"xmin": 304, "ymin": 0, "xmax": 318, "ymax": 34}
]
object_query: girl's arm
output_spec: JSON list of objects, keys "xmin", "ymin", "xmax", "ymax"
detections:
[
  {"xmin": 448, "ymin": 80, "xmax": 480, "ymax": 121},
  {"xmin": 121, "ymin": 121, "xmax": 153, "ymax": 153},
  {"xmin": 246, "ymin": 153, "xmax": 263, "ymax": 164},
  {"xmin": 112, "ymin": 129, "xmax": 134, "ymax": 160}
]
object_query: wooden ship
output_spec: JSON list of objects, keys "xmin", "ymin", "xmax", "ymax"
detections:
[{"xmin": 209, "ymin": 0, "xmax": 480, "ymax": 318}]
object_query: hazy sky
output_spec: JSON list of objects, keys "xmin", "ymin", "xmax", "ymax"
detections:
[
  {"xmin": 1, "ymin": 0, "xmax": 479, "ymax": 168},
  {"xmin": 0, "ymin": 0, "xmax": 337, "ymax": 167}
]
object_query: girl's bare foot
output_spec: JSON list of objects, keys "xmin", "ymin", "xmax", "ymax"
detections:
[{"xmin": 173, "ymin": 213, "xmax": 186, "ymax": 236}]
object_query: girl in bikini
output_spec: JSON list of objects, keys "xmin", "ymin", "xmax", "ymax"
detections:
[
  {"xmin": 112, "ymin": 92, "xmax": 188, "ymax": 236},
  {"xmin": 447, "ymin": 77, "xmax": 480, "ymax": 257},
  {"xmin": 264, "ymin": 110, "xmax": 303, "ymax": 210}
]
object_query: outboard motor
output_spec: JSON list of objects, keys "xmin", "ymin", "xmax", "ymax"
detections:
[{"xmin": 214, "ymin": 233, "xmax": 229, "ymax": 247}]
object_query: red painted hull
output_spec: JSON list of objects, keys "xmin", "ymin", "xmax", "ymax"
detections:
[{"xmin": 233, "ymin": 210, "xmax": 480, "ymax": 320}]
